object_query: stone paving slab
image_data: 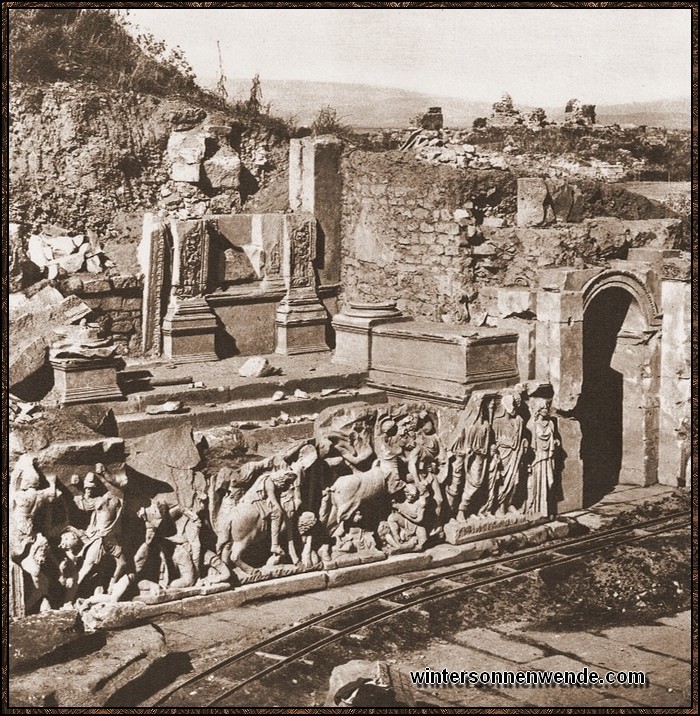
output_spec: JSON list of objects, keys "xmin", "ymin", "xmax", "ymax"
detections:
[
  {"xmin": 648, "ymin": 661, "xmax": 693, "ymax": 692},
  {"xmin": 656, "ymin": 611, "xmax": 691, "ymax": 629},
  {"xmin": 621, "ymin": 682, "xmax": 693, "ymax": 708},
  {"xmin": 158, "ymin": 613, "xmax": 254, "ymax": 649},
  {"xmin": 600, "ymin": 624, "xmax": 692, "ymax": 660},
  {"xmin": 9, "ymin": 625, "xmax": 166, "ymax": 708},
  {"xmin": 510, "ymin": 628, "xmax": 686, "ymax": 676},
  {"xmin": 450, "ymin": 627, "xmax": 546, "ymax": 664},
  {"xmin": 405, "ymin": 640, "xmax": 520, "ymax": 676},
  {"xmin": 408, "ymin": 683, "xmax": 524, "ymax": 707},
  {"xmin": 587, "ymin": 694, "xmax": 650, "ymax": 707}
]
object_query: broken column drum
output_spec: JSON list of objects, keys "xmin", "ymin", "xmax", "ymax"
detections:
[{"xmin": 332, "ymin": 301, "xmax": 409, "ymax": 371}]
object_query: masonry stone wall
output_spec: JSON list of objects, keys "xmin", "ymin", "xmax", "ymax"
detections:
[
  {"xmin": 340, "ymin": 149, "xmax": 516, "ymax": 322},
  {"xmin": 339, "ymin": 150, "xmax": 685, "ymax": 325}
]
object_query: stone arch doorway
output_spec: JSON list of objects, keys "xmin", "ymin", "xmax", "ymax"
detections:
[
  {"xmin": 576, "ymin": 274, "xmax": 661, "ymax": 506},
  {"xmin": 535, "ymin": 262, "xmax": 663, "ymax": 512},
  {"xmin": 579, "ymin": 288, "xmax": 633, "ymax": 505}
]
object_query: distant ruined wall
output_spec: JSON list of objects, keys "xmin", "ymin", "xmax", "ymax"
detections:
[{"xmin": 339, "ymin": 149, "xmax": 686, "ymax": 324}]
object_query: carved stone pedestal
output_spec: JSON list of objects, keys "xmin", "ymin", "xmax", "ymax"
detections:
[
  {"xmin": 51, "ymin": 356, "xmax": 124, "ymax": 405},
  {"xmin": 332, "ymin": 301, "xmax": 409, "ymax": 371},
  {"xmin": 162, "ymin": 297, "xmax": 218, "ymax": 363},
  {"xmin": 276, "ymin": 291, "xmax": 329, "ymax": 355}
]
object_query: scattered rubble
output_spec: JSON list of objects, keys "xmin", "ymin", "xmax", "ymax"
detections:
[
  {"xmin": 238, "ymin": 356, "xmax": 277, "ymax": 378},
  {"xmin": 27, "ymin": 229, "xmax": 114, "ymax": 279},
  {"xmin": 10, "ymin": 284, "xmax": 93, "ymax": 392},
  {"xmin": 402, "ymin": 128, "xmax": 511, "ymax": 170},
  {"xmin": 145, "ymin": 400, "xmax": 188, "ymax": 415},
  {"xmin": 9, "ymin": 395, "xmax": 43, "ymax": 425}
]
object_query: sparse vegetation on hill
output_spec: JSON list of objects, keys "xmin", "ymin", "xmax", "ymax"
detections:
[{"xmin": 9, "ymin": 8, "xmax": 215, "ymax": 103}]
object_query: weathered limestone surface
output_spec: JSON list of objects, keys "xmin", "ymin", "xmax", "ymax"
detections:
[
  {"xmin": 289, "ymin": 135, "xmax": 342, "ymax": 286},
  {"xmin": 658, "ymin": 277, "xmax": 691, "ymax": 486},
  {"xmin": 517, "ymin": 178, "xmax": 548, "ymax": 227},
  {"xmin": 10, "ymin": 285, "xmax": 92, "ymax": 389},
  {"xmin": 368, "ymin": 321, "xmax": 519, "ymax": 405}
]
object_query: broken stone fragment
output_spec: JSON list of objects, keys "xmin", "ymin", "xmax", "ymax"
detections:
[
  {"xmin": 145, "ymin": 401, "xmax": 187, "ymax": 415},
  {"xmin": 57, "ymin": 252, "xmax": 85, "ymax": 274},
  {"xmin": 517, "ymin": 177, "xmax": 548, "ymax": 227},
  {"xmin": 271, "ymin": 390, "xmax": 286, "ymax": 401},
  {"xmin": 294, "ymin": 388, "xmax": 310, "ymax": 399},
  {"xmin": 238, "ymin": 356, "xmax": 276, "ymax": 378},
  {"xmin": 170, "ymin": 107, "xmax": 206, "ymax": 132},
  {"xmin": 167, "ymin": 130, "xmax": 206, "ymax": 183},
  {"xmin": 203, "ymin": 150, "xmax": 241, "ymax": 191},
  {"xmin": 545, "ymin": 178, "xmax": 575, "ymax": 222},
  {"xmin": 85, "ymin": 255, "xmax": 102, "ymax": 273}
]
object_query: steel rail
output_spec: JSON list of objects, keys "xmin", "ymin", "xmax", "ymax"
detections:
[{"xmin": 152, "ymin": 509, "xmax": 689, "ymax": 707}]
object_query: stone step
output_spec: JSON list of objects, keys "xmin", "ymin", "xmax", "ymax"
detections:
[
  {"xmin": 116, "ymin": 386, "xmax": 387, "ymax": 438},
  {"xmin": 108, "ymin": 370, "xmax": 366, "ymax": 415}
]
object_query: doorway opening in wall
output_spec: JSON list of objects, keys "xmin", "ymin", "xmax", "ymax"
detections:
[{"xmin": 578, "ymin": 287, "xmax": 633, "ymax": 507}]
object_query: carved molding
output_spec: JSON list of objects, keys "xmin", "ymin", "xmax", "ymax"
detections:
[{"xmin": 582, "ymin": 269, "xmax": 662, "ymax": 329}]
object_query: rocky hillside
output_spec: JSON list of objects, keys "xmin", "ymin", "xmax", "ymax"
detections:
[{"xmin": 9, "ymin": 9, "xmax": 294, "ymax": 276}]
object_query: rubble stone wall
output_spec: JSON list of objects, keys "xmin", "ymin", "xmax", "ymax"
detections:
[
  {"xmin": 339, "ymin": 150, "xmax": 685, "ymax": 324},
  {"xmin": 55, "ymin": 275, "xmax": 143, "ymax": 355},
  {"xmin": 9, "ymin": 83, "xmax": 289, "ymax": 273},
  {"xmin": 340, "ymin": 149, "xmax": 516, "ymax": 321}
]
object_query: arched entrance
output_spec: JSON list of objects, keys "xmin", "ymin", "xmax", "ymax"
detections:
[
  {"xmin": 535, "ymin": 264, "xmax": 662, "ymax": 511},
  {"xmin": 577, "ymin": 275, "xmax": 661, "ymax": 506},
  {"xmin": 578, "ymin": 288, "xmax": 634, "ymax": 504}
]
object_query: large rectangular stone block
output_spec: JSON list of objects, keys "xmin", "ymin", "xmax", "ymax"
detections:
[
  {"xmin": 368, "ymin": 321, "xmax": 519, "ymax": 406},
  {"xmin": 658, "ymin": 280, "xmax": 691, "ymax": 485}
]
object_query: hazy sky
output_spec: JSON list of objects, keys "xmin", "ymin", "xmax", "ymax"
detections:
[{"xmin": 128, "ymin": 8, "xmax": 691, "ymax": 105}]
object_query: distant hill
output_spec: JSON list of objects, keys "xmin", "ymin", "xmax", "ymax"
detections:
[
  {"xmin": 217, "ymin": 78, "xmax": 691, "ymax": 130},
  {"xmin": 593, "ymin": 98, "xmax": 692, "ymax": 130}
]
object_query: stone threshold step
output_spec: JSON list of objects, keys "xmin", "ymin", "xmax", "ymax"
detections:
[{"xmin": 116, "ymin": 387, "xmax": 387, "ymax": 438}]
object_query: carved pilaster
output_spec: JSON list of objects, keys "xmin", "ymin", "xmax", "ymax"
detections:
[
  {"xmin": 170, "ymin": 219, "xmax": 211, "ymax": 298},
  {"xmin": 163, "ymin": 219, "xmax": 218, "ymax": 363},
  {"xmin": 261, "ymin": 214, "xmax": 286, "ymax": 291},
  {"xmin": 140, "ymin": 213, "xmax": 168, "ymax": 356},
  {"xmin": 275, "ymin": 213, "xmax": 330, "ymax": 355}
]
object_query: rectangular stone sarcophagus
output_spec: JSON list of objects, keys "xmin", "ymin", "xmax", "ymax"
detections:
[{"xmin": 367, "ymin": 321, "xmax": 520, "ymax": 406}]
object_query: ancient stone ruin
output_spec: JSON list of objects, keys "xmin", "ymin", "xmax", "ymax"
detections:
[
  {"xmin": 8, "ymin": 94, "xmax": 690, "ymax": 632},
  {"xmin": 565, "ymin": 98, "xmax": 597, "ymax": 125}
]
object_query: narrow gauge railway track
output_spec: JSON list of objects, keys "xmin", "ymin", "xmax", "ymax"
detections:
[{"xmin": 154, "ymin": 510, "xmax": 689, "ymax": 707}]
